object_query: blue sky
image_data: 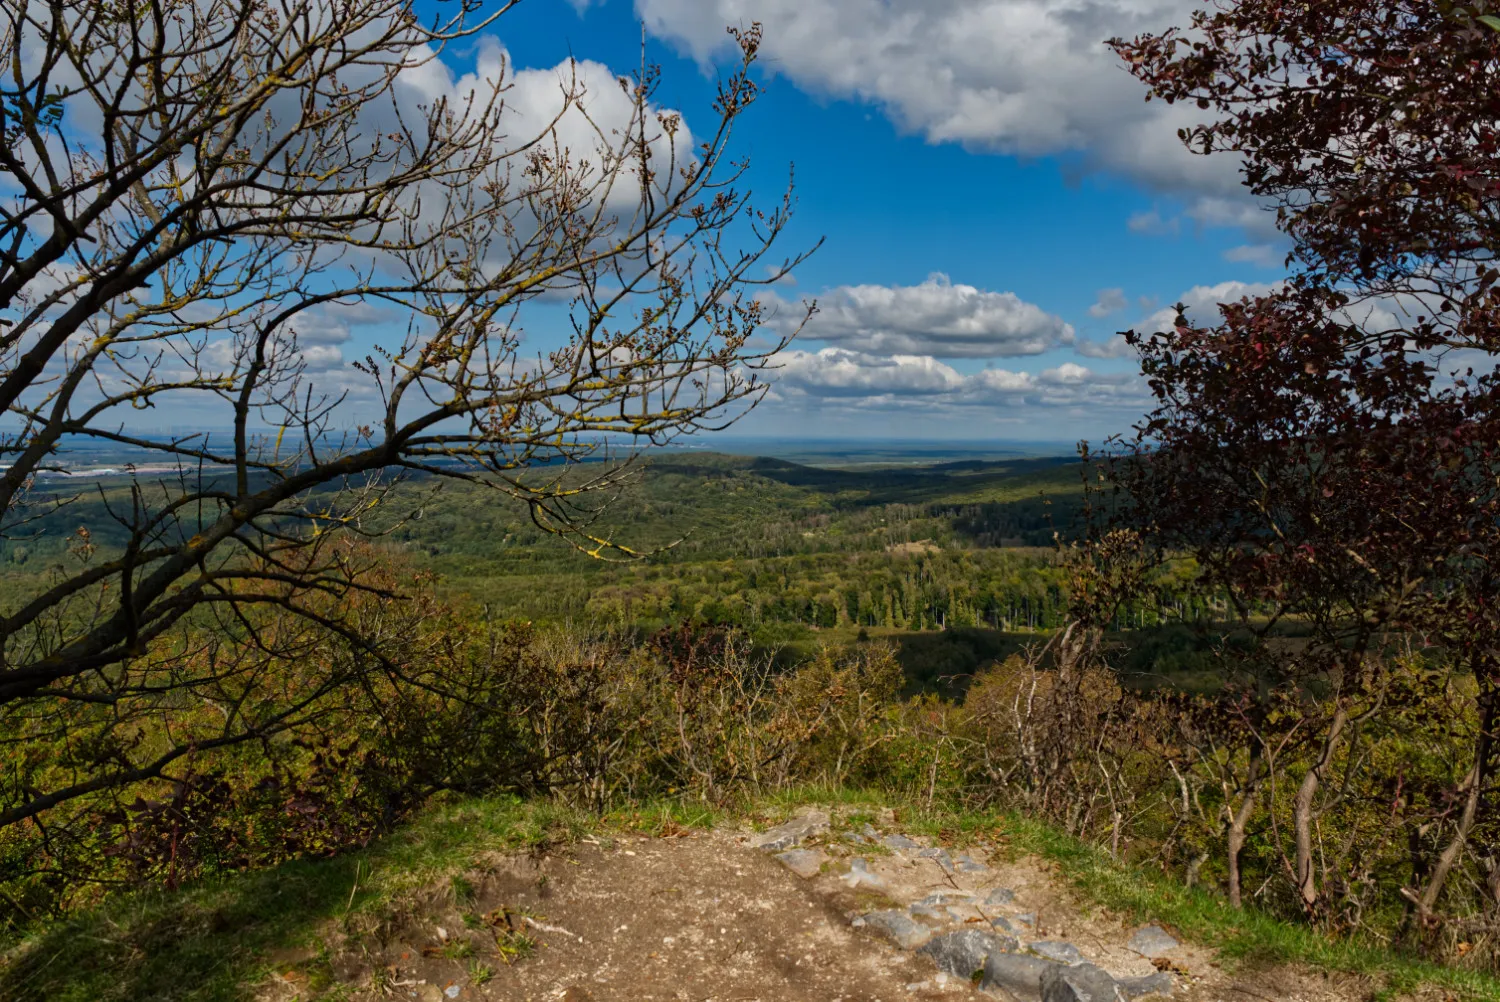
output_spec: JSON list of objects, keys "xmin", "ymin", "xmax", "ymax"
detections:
[
  {"xmin": 129, "ymin": 0, "xmax": 1286, "ymax": 447},
  {"xmin": 410, "ymin": 0, "xmax": 1285, "ymax": 443}
]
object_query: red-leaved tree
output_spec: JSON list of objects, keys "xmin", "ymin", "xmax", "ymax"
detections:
[{"xmin": 1112, "ymin": 1, "xmax": 1500, "ymax": 933}]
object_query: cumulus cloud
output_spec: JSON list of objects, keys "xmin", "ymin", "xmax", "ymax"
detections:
[
  {"xmin": 1127, "ymin": 209, "xmax": 1180, "ymax": 237},
  {"xmin": 639, "ymin": 0, "xmax": 1258, "ymax": 227},
  {"xmin": 772, "ymin": 346, "xmax": 1148, "ymax": 412},
  {"xmin": 1075, "ymin": 334, "xmax": 1138, "ymax": 359},
  {"xmin": 288, "ymin": 302, "xmax": 392, "ymax": 347},
  {"xmin": 1138, "ymin": 280, "xmax": 1281, "ymax": 333},
  {"xmin": 1088, "ymin": 287, "xmax": 1127, "ymax": 318},
  {"xmin": 763, "ymin": 273, "xmax": 1074, "ymax": 358},
  {"xmin": 1223, "ymin": 244, "xmax": 1283, "ymax": 268}
]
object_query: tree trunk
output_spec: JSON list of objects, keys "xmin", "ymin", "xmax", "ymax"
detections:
[
  {"xmin": 1415, "ymin": 690, "xmax": 1494, "ymax": 920},
  {"xmin": 1295, "ymin": 704, "xmax": 1348, "ymax": 915},
  {"xmin": 1227, "ymin": 744, "xmax": 1264, "ymax": 909}
]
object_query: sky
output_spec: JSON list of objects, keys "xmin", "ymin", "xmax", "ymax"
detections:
[
  {"xmin": 13, "ymin": 0, "xmax": 1291, "ymax": 448},
  {"xmin": 406, "ymin": 0, "xmax": 1284, "ymax": 444}
]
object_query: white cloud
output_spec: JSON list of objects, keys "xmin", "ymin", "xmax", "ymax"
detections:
[
  {"xmin": 1223, "ymin": 244, "xmax": 1283, "ymax": 269},
  {"xmin": 639, "ymin": 0, "xmax": 1257, "ymax": 227},
  {"xmin": 1127, "ymin": 209, "xmax": 1180, "ymax": 237},
  {"xmin": 1088, "ymin": 287, "xmax": 1127, "ymax": 318},
  {"xmin": 772, "ymin": 346, "xmax": 1148, "ymax": 412},
  {"xmin": 774, "ymin": 347, "xmax": 966, "ymax": 396},
  {"xmin": 763, "ymin": 273, "xmax": 1074, "ymax": 358},
  {"xmin": 1139, "ymin": 280, "xmax": 1281, "ymax": 333},
  {"xmin": 1075, "ymin": 334, "xmax": 1138, "ymax": 359}
]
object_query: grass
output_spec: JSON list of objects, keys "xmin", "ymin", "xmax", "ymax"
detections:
[
  {"xmin": 0, "ymin": 796, "xmax": 591, "ymax": 1002},
  {"xmin": 4, "ymin": 789, "xmax": 1497, "ymax": 1002},
  {"xmin": 993, "ymin": 812, "xmax": 1500, "ymax": 1002}
]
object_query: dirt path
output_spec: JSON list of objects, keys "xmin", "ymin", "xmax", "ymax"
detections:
[{"xmin": 276, "ymin": 809, "xmax": 1415, "ymax": 1002}]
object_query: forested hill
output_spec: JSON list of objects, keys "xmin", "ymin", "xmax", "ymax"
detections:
[
  {"xmin": 0, "ymin": 451, "xmax": 1097, "ymax": 682},
  {"xmin": 389, "ymin": 451, "xmax": 1088, "ymax": 571},
  {"xmin": 371, "ymin": 451, "xmax": 1092, "ymax": 632}
]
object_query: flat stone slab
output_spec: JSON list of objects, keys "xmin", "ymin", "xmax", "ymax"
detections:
[
  {"xmin": 774, "ymin": 848, "xmax": 825, "ymax": 879},
  {"xmin": 981, "ymin": 887, "xmax": 1016, "ymax": 907},
  {"xmin": 749, "ymin": 810, "xmax": 830, "ymax": 851},
  {"xmin": 983, "ymin": 952, "xmax": 1059, "ymax": 998},
  {"xmin": 1031, "ymin": 941, "xmax": 1086, "ymax": 965},
  {"xmin": 915, "ymin": 847, "xmax": 955, "ymax": 872},
  {"xmin": 1041, "ymin": 962, "xmax": 1128, "ymax": 1002},
  {"xmin": 839, "ymin": 857, "xmax": 885, "ymax": 889},
  {"xmin": 1119, "ymin": 971, "xmax": 1176, "ymax": 998},
  {"xmin": 916, "ymin": 929, "xmax": 1019, "ymax": 980},
  {"xmin": 914, "ymin": 891, "xmax": 973, "ymax": 908},
  {"xmin": 990, "ymin": 915, "xmax": 1021, "ymax": 935},
  {"xmin": 954, "ymin": 853, "xmax": 990, "ymax": 873},
  {"xmin": 1127, "ymin": 924, "xmax": 1180, "ymax": 959},
  {"xmin": 855, "ymin": 909, "xmax": 933, "ymax": 949},
  {"xmin": 881, "ymin": 833, "xmax": 922, "ymax": 851}
]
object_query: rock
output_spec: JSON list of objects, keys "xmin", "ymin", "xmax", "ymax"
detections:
[
  {"xmin": 916, "ymin": 929, "xmax": 1019, "ymax": 980},
  {"xmin": 955, "ymin": 853, "xmax": 990, "ymax": 873},
  {"xmin": 560, "ymin": 989, "xmax": 595, "ymax": 1002},
  {"xmin": 1126, "ymin": 925, "xmax": 1179, "ymax": 959},
  {"xmin": 915, "ymin": 891, "xmax": 973, "ymax": 908},
  {"xmin": 858, "ymin": 909, "xmax": 934, "ymax": 949},
  {"xmin": 989, "ymin": 915, "xmax": 1020, "ymax": 935},
  {"xmin": 881, "ymin": 833, "xmax": 922, "ymax": 851},
  {"xmin": 774, "ymin": 848, "xmax": 825, "ymax": 878},
  {"xmin": 1118, "ymin": 971, "xmax": 1176, "ymax": 998},
  {"xmin": 982, "ymin": 952, "xmax": 1059, "ymax": 998},
  {"xmin": 916, "ymin": 847, "xmax": 955, "ymax": 872},
  {"xmin": 1031, "ymin": 941, "xmax": 1086, "ymax": 965},
  {"xmin": 908, "ymin": 903, "xmax": 946, "ymax": 920},
  {"xmin": 982, "ymin": 887, "xmax": 1017, "ymax": 907},
  {"xmin": 839, "ymin": 857, "xmax": 885, "ymax": 889},
  {"xmin": 1040, "ymin": 962, "xmax": 1128, "ymax": 1002},
  {"xmin": 749, "ymin": 810, "xmax": 830, "ymax": 851},
  {"xmin": 1012, "ymin": 911, "xmax": 1037, "ymax": 927}
]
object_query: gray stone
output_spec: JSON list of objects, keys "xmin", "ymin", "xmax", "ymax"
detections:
[
  {"xmin": 981, "ymin": 953, "xmax": 1059, "ymax": 998},
  {"xmin": 774, "ymin": 848, "xmax": 824, "ymax": 879},
  {"xmin": 916, "ymin": 847, "xmax": 955, "ymax": 872},
  {"xmin": 881, "ymin": 833, "xmax": 923, "ymax": 851},
  {"xmin": 1012, "ymin": 911, "xmax": 1037, "ymax": 927},
  {"xmin": 955, "ymin": 853, "xmax": 990, "ymax": 873},
  {"xmin": 908, "ymin": 903, "xmax": 946, "ymax": 920},
  {"xmin": 1031, "ymin": 941, "xmax": 1086, "ymax": 965},
  {"xmin": 915, "ymin": 891, "xmax": 974, "ymax": 908},
  {"xmin": 982, "ymin": 887, "xmax": 1017, "ymax": 907},
  {"xmin": 1118, "ymin": 971, "xmax": 1176, "ymax": 999},
  {"xmin": 839, "ymin": 857, "xmax": 885, "ymax": 889},
  {"xmin": 989, "ymin": 915, "xmax": 1020, "ymax": 935},
  {"xmin": 916, "ymin": 929, "xmax": 1019, "ymax": 980},
  {"xmin": 1126, "ymin": 925, "xmax": 1179, "ymax": 959},
  {"xmin": 1040, "ymin": 963, "xmax": 1128, "ymax": 1002},
  {"xmin": 857, "ymin": 909, "xmax": 933, "ymax": 949},
  {"xmin": 749, "ymin": 810, "xmax": 830, "ymax": 851}
]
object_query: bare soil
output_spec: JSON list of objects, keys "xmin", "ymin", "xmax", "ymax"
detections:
[{"xmin": 261, "ymin": 811, "xmax": 1443, "ymax": 1002}]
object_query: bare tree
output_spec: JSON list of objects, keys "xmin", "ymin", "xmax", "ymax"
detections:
[{"xmin": 0, "ymin": 0, "xmax": 812, "ymax": 830}]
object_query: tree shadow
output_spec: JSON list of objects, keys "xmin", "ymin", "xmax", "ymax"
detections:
[{"xmin": 1, "ymin": 852, "xmax": 361, "ymax": 1002}]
